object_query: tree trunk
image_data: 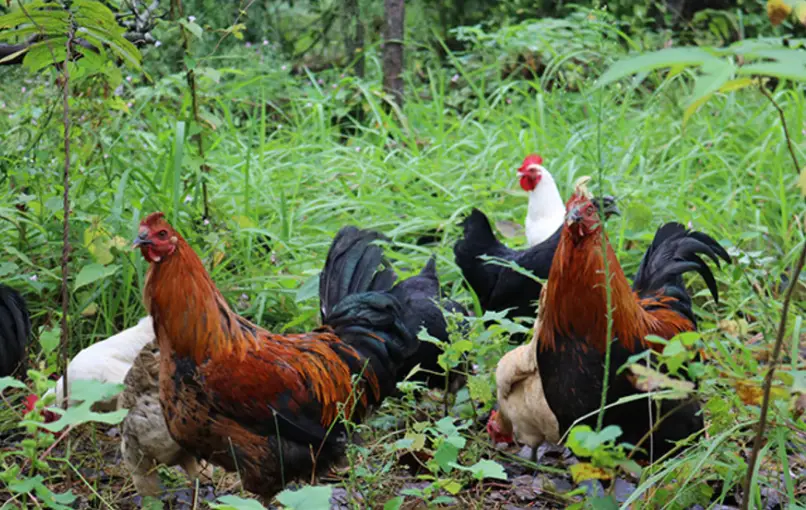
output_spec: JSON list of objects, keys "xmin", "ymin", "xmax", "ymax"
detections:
[
  {"xmin": 343, "ymin": 0, "xmax": 365, "ymax": 77},
  {"xmin": 382, "ymin": 0, "xmax": 405, "ymax": 107}
]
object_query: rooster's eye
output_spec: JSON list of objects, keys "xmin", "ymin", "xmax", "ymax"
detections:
[{"xmin": 158, "ymin": 230, "xmax": 168, "ymax": 239}]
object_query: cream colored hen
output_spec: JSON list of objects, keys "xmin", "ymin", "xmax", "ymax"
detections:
[
  {"xmin": 487, "ymin": 290, "xmax": 560, "ymax": 460},
  {"xmin": 118, "ymin": 340, "xmax": 212, "ymax": 497}
]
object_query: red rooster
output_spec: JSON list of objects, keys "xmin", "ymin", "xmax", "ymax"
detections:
[
  {"xmin": 134, "ymin": 214, "xmax": 431, "ymax": 498},
  {"xmin": 536, "ymin": 192, "xmax": 730, "ymax": 460}
]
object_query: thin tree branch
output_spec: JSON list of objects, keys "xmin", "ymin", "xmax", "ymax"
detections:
[
  {"xmin": 741, "ymin": 83, "xmax": 806, "ymax": 510},
  {"xmin": 60, "ymin": 16, "xmax": 73, "ymax": 413},
  {"xmin": 759, "ymin": 83, "xmax": 802, "ymax": 173}
]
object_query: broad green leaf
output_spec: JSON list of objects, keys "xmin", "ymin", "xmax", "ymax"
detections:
[
  {"xmin": 180, "ymin": 19, "xmax": 203, "ymax": 39},
  {"xmin": 567, "ymin": 425, "xmax": 622, "ymax": 457},
  {"xmin": 383, "ymin": 497, "xmax": 404, "ymax": 510},
  {"xmin": 683, "ymin": 61, "xmax": 735, "ymax": 126},
  {"xmin": 39, "ymin": 326, "xmax": 60, "ymax": 354},
  {"xmin": 294, "ymin": 273, "xmax": 320, "ymax": 303},
  {"xmin": 74, "ymin": 263, "xmax": 119, "ymax": 290},
  {"xmin": 442, "ymin": 479, "xmax": 463, "ymax": 494},
  {"xmin": 589, "ymin": 495, "xmax": 619, "ymax": 510},
  {"xmin": 738, "ymin": 63, "xmax": 806, "ymax": 81},
  {"xmin": 0, "ymin": 376, "xmax": 28, "ymax": 392},
  {"xmin": 598, "ymin": 48, "xmax": 721, "ymax": 87},
  {"xmin": 211, "ymin": 495, "xmax": 266, "ymax": 510},
  {"xmin": 0, "ymin": 262, "xmax": 19, "ymax": 277},
  {"xmin": 274, "ymin": 485, "xmax": 332, "ymax": 510},
  {"xmin": 466, "ymin": 459, "xmax": 508, "ymax": 480},
  {"xmin": 433, "ymin": 441, "xmax": 460, "ymax": 472},
  {"xmin": 24, "ymin": 380, "xmax": 127, "ymax": 432}
]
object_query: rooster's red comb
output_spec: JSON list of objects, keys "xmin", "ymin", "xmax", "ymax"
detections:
[
  {"xmin": 140, "ymin": 212, "xmax": 167, "ymax": 227},
  {"xmin": 520, "ymin": 154, "xmax": 543, "ymax": 168}
]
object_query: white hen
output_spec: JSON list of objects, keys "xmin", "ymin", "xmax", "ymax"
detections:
[
  {"xmin": 516, "ymin": 154, "xmax": 565, "ymax": 247},
  {"xmin": 47, "ymin": 316, "xmax": 154, "ymax": 410}
]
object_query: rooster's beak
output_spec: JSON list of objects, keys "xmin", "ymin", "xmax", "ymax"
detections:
[
  {"xmin": 566, "ymin": 205, "xmax": 582, "ymax": 226},
  {"xmin": 132, "ymin": 230, "xmax": 153, "ymax": 248},
  {"xmin": 594, "ymin": 196, "xmax": 621, "ymax": 218}
]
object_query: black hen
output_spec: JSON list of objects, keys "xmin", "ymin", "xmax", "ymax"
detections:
[
  {"xmin": 390, "ymin": 257, "xmax": 470, "ymax": 390},
  {"xmin": 0, "ymin": 284, "xmax": 31, "ymax": 378},
  {"xmin": 322, "ymin": 229, "xmax": 469, "ymax": 391},
  {"xmin": 454, "ymin": 197, "xmax": 618, "ymax": 344}
]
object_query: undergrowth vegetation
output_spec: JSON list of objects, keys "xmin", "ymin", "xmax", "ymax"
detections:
[{"xmin": 1, "ymin": 0, "xmax": 805, "ymax": 508}]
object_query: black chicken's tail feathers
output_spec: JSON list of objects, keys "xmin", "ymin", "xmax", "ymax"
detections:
[
  {"xmin": 633, "ymin": 222, "xmax": 731, "ymax": 319},
  {"xmin": 319, "ymin": 226, "xmax": 398, "ymax": 318},
  {"xmin": 320, "ymin": 227, "xmax": 418, "ymax": 395},
  {"xmin": 0, "ymin": 285, "xmax": 31, "ymax": 378}
]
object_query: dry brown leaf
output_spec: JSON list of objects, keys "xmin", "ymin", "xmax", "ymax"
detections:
[
  {"xmin": 794, "ymin": 393, "xmax": 806, "ymax": 420},
  {"xmin": 569, "ymin": 462, "xmax": 611, "ymax": 483},
  {"xmin": 718, "ymin": 318, "xmax": 750, "ymax": 337},
  {"xmin": 628, "ymin": 364, "xmax": 695, "ymax": 395},
  {"xmin": 735, "ymin": 379, "xmax": 789, "ymax": 406},
  {"xmin": 767, "ymin": 0, "xmax": 793, "ymax": 25}
]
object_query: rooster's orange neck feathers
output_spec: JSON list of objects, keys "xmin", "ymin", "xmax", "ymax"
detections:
[
  {"xmin": 538, "ymin": 228, "xmax": 693, "ymax": 353},
  {"xmin": 144, "ymin": 234, "xmax": 257, "ymax": 363}
]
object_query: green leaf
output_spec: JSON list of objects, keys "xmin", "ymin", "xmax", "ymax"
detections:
[
  {"xmin": 799, "ymin": 166, "xmax": 806, "ymax": 197},
  {"xmin": 180, "ymin": 19, "xmax": 204, "ymax": 39},
  {"xmin": 466, "ymin": 459, "xmax": 508, "ymax": 480},
  {"xmin": 294, "ymin": 273, "xmax": 320, "ymax": 303},
  {"xmin": 433, "ymin": 441, "xmax": 460, "ymax": 472},
  {"xmin": 598, "ymin": 48, "xmax": 721, "ymax": 87},
  {"xmin": 74, "ymin": 263, "xmax": 119, "ymax": 290},
  {"xmin": 25, "ymin": 380, "xmax": 127, "ymax": 432},
  {"xmin": 0, "ymin": 376, "xmax": 28, "ymax": 392},
  {"xmin": 211, "ymin": 495, "xmax": 267, "ymax": 510},
  {"xmin": 683, "ymin": 61, "xmax": 736, "ymax": 126},
  {"xmin": 383, "ymin": 497, "xmax": 404, "ymax": 510},
  {"xmin": 274, "ymin": 485, "xmax": 332, "ymax": 510},
  {"xmin": 0, "ymin": 262, "xmax": 19, "ymax": 278},
  {"xmin": 39, "ymin": 326, "xmax": 61, "ymax": 355},
  {"xmin": 567, "ymin": 425, "xmax": 623, "ymax": 457}
]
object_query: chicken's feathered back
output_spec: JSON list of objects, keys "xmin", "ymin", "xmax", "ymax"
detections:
[
  {"xmin": 0, "ymin": 285, "xmax": 31, "ymax": 378},
  {"xmin": 454, "ymin": 209, "xmax": 555, "ymax": 321}
]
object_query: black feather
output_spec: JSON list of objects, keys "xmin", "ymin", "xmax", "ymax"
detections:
[
  {"xmin": 390, "ymin": 256, "xmax": 470, "ymax": 389},
  {"xmin": 632, "ymin": 222, "xmax": 731, "ymax": 323},
  {"xmin": 0, "ymin": 284, "xmax": 30, "ymax": 378}
]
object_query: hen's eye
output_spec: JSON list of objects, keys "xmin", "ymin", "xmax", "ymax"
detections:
[
  {"xmin": 586, "ymin": 205, "xmax": 595, "ymax": 214},
  {"xmin": 158, "ymin": 230, "xmax": 168, "ymax": 239}
]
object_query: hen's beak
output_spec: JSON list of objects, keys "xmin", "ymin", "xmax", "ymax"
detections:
[{"xmin": 132, "ymin": 230, "xmax": 152, "ymax": 249}]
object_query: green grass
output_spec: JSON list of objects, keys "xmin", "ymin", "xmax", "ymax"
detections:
[{"xmin": 1, "ymin": 29, "xmax": 805, "ymax": 509}]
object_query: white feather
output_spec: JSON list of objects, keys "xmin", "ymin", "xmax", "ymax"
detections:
[
  {"xmin": 524, "ymin": 167, "xmax": 565, "ymax": 247},
  {"xmin": 45, "ymin": 316, "xmax": 155, "ymax": 409}
]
